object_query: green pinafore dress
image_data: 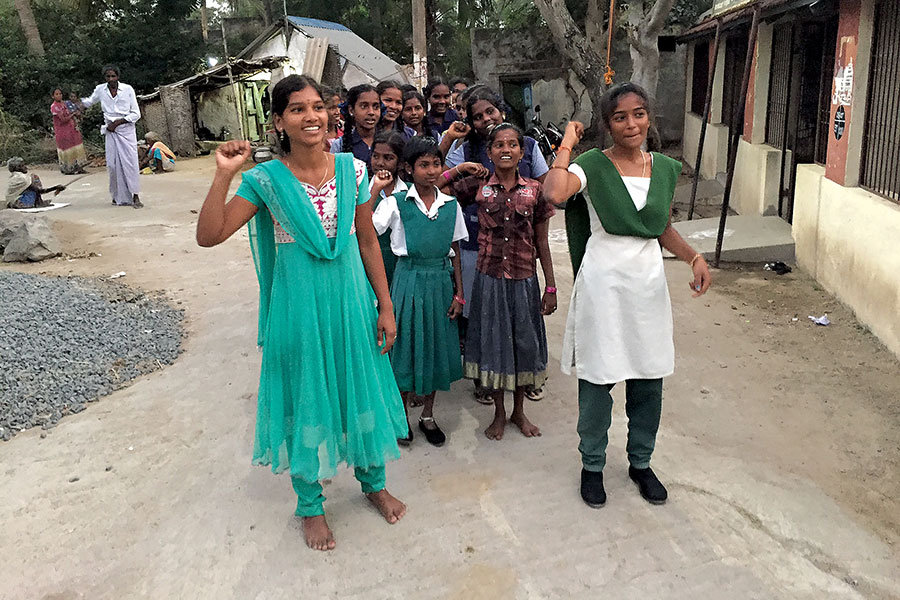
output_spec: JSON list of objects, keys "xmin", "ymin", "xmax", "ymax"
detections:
[
  {"xmin": 373, "ymin": 193, "xmax": 399, "ymax": 286},
  {"xmin": 389, "ymin": 192, "xmax": 463, "ymax": 395}
]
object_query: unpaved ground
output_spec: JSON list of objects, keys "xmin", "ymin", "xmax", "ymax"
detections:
[{"xmin": 1, "ymin": 157, "xmax": 898, "ymax": 600}]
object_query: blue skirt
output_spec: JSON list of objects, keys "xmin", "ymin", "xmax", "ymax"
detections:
[{"xmin": 463, "ymin": 271, "xmax": 548, "ymax": 391}]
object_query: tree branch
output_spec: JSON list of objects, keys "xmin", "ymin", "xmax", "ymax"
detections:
[{"xmin": 647, "ymin": 0, "xmax": 677, "ymax": 33}]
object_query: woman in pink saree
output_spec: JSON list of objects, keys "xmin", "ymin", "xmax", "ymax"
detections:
[{"xmin": 50, "ymin": 88, "xmax": 88, "ymax": 175}]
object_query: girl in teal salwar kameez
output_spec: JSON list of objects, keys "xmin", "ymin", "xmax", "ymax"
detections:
[{"xmin": 196, "ymin": 75, "xmax": 408, "ymax": 552}]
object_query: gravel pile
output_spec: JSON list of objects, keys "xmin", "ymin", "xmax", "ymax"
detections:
[{"xmin": 0, "ymin": 271, "xmax": 184, "ymax": 440}]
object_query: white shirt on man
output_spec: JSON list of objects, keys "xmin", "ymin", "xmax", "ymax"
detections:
[{"xmin": 81, "ymin": 83, "xmax": 141, "ymax": 131}]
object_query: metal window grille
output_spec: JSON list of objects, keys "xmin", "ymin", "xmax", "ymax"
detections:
[
  {"xmin": 691, "ymin": 40, "xmax": 710, "ymax": 115},
  {"xmin": 861, "ymin": 0, "xmax": 900, "ymax": 203},
  {"xmin": 766, "ymin": 24, "xmax": 793, "ymax": 146},
  {"xmin": 814, "ymin": 17, "xmax": 839, "ymax": 164}
]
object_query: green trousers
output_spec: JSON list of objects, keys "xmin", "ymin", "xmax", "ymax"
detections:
[
  {"xmin": 577, "ymin": 378, "xmax": 663, "ymax": 472},
  {"xmin": 291, "ymin": 466, "xmax": 386, "ymax": 517}
]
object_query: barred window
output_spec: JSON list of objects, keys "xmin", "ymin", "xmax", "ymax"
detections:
[{"xmin": 861, "ymin": 0, "xmax": 900, "ymax": 203}]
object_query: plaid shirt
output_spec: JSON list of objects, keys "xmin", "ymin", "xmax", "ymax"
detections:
[{"xmin": 451, "ymin": 173, "xmax": 554, "ymax": 280}]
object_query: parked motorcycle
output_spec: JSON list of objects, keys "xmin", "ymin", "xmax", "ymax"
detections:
[{"xmin": 526, "ymin": 105, "xmax": 565, "ymax": 163}]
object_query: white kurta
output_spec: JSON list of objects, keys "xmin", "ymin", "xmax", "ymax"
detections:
[
  {"xmin": 561, "ymin": 163, "xmax": 674, "ymax": 385},
  {"xmin": 82, "ymin": 83, "xmax": 141, "ymax": 205}
]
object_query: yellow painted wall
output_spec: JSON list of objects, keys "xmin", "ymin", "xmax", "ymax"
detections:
[{"xmin": 793, "ymin": 164, "xmax": 900, "ymax": 358}]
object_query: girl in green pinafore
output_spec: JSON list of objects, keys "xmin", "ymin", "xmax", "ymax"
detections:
[
  {"xmin": 196, "ymin": 75, "xmax": 408, "ymax": 552},
  {"xmin": 367, "ymin": 130, "xmax": 408, "ymax": 287},
  {"xmin": 372, "ymin": 137, "xmax": 468, "ymax": 447}
]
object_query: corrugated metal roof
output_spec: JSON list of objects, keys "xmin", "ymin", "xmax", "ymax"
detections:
[
  {"xmin": 287, "ymin": 16, "xmax": 350, "ymax": 32},
  {"xmin": 288, "ymin": 16, "xmax": 408, "ymax": 82}
]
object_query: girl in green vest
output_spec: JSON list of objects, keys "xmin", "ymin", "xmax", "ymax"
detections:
[
  {"xmin": 368, "ymin": 130, "xmax": 409, "ymax": 287},
  {"xmin": 372, "ymin": 137, "xmax": 469, "ymax": 447},
  {"xmin": 196, "ymin": 75, "xmax": 408, "ymax": 552},
  {"xmin": 543, "ymin": 82, "xmax": 712, "ymax": 508}
]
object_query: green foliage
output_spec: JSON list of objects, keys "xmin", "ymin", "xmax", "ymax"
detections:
[{"xmin": 0, "ymin": 0, "xmax": 206, "ymax": 139}]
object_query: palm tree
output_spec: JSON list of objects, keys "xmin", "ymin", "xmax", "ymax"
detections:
[{"xmin": 14, "ymin": 0, "xmax": 45, "ymax": 56}]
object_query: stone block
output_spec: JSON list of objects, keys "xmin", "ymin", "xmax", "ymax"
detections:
[{"xmin": 0, "ymin": 211, "xmax": 61, "ymax": 262}]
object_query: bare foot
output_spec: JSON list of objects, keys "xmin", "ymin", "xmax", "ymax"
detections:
[
  {"xmin": 302, "ymin": 515, "xmax": 335, "ymax": 551},
  {"xmin": 484, "ymin": 414, "xmax": 506, "ymax": 440},
  {"xmin": 510, "ymin": 412, "xmax": 541, "ymax": 437},
  {"xmin": 366, "ymin": 489, "xmax": 407, "ymax": 524}
]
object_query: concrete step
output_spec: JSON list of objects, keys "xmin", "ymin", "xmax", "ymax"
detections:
[
  {"xmin": 673, "ymin": 179, "xmax": 725, "ymax": 206},
  {"xmin": 667, "ymin": 215, "xmax": 795, "ymax": 263}
]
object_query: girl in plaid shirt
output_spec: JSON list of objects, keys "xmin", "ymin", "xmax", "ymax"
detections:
[{"xmin": 441, "ymin": 123, "xmax": 557, "ymax": 440}]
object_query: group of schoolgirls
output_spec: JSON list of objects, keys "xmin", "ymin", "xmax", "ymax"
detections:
[{"xmin": 329, "ymin": 76, "xmax": 558, "ymax": 446}]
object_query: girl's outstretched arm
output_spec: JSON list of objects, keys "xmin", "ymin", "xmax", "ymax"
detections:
[
  {"xmin": 355, "ymin": 200, "xmax": 397, "ymax": 353},
  {"xmin": 534, "ymin": 218, "xmax": 557, "ymax": 315},
  {"xmin": 448, "ymin": 242, "xmax": 464, "ymax": 319},
  {"xmin": 196, "ymin": 141, "xmax": 258, "ymax": 247}
]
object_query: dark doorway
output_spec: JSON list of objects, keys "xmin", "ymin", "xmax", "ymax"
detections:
[{"xmin": 765, "ymin": 14, "xmax": 838, "ymax": 223}]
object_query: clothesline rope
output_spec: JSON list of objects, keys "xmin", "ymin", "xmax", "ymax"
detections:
[{"xmin": 605, "ymin": 0, "xmax": 616, "ymax": 85}]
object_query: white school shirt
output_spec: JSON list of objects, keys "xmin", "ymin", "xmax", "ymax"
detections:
[
  {"xmin": 371, "ymin": 184, "xmax": 469, "ymax": 257},
  {"xmin": 560, "ymin": 160, "xmax": 675, "ymax": 385},
  {"xmin": 81, "ymin": 83, "xmax": 141, "ymax": 131},
  {"xmin": 368, "ymin": 177, "xmax": 408, "ymax": 200}
]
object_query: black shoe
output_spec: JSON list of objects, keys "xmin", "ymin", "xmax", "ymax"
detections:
[
  {"xmin": 397, "ymin": 424, "xmax": 413, "ymax": 446},
  {"xmin": 418, "ymin": 417, "xmax": 446, "ymax": 447},
  {"xmin": 580, "ymin": 469, "xmax": 606, "ymax": 508},
  {"xmin": 628, "ymin": 466, "xmax": 668, "ymax": 505}
]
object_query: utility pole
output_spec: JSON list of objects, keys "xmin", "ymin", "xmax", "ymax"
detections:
[
  {"xmin": 411, "ymin": 0, "xmax": 428, "ymax": 90},
  {"xmin": 221, "ymin": 18, "xmax": 246, "ymax": 140}
]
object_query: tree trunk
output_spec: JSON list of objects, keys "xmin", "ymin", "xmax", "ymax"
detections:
[
  {"xmin": 14, "ymin": 0, "xmax": 45, "ymax": 57},
  {"xmin": 200, "ymin": 0, "xmax": 209, "ymax": 42},
  {"xmin": 371, "ymin": 0, "xmax": 384, "ymax": 52},
  {"xmin": 625, "ymin": 0, "xmax": 677, "ymax": 99},
  {"xmin": 531, "ymin": 0, "xmax": 609, "ymax": 135},
  {"xmin": 262, "ymin": 0, "xmax": 274, "ymax": 26}
]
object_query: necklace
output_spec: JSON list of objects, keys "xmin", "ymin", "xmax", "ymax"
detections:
[
  {"xmin": 287, "ymin": 155, "xmax": 330, "ymax": 189},
  {"xmin": 607, "ymin": 150, "xmax": 648, "ymax": 178}
]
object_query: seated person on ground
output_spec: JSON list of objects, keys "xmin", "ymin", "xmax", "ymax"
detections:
[
  {"xmin": 140, "ymin": 132, "xmax": 176, "ymax": 173},
  {"xmin": 5, "ymin": 157, "xmax": 65, "ymax": 209}
]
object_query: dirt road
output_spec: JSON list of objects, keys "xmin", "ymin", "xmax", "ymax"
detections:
[{"xmin": 1, "ymin": 158, "xmax": 898, "ymax": 600}]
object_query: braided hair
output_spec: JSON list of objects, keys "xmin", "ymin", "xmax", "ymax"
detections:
[{"xmin": 341, "ymin": 83, "xmax": 378, "ymax": 153}]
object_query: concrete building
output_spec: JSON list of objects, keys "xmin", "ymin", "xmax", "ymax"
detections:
[
  {"xmin": 470, "ymin": 27, "xmax": 686, "ymax": 145},
  {"xmin": 137, "ymin": 16, "xmax": 409, "ymax": 153},
  {"xmin": 237, "ymin": 16, "xmax": 410, "ymax": 89},
  {"xmin": 680, "ymin": 0, "xmax": 900, "ymax": 357}
]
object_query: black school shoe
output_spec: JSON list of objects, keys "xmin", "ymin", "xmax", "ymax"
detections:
[
  {"xmin": 628, "ymin": 466, "xmax": 668, "ymax": 505},
  {"xmin": 418, "ymin": 417, "xmax": 446, "ymax": 447},
  {"xmin": 397, "ymin": 424, "xmax": 414, "ymax": 446},
  {"xmin": 580, "ymin": 469, "xmax": 606, "ymax": 508}
]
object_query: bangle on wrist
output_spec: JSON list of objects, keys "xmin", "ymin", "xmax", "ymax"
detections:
[
  {"xmin": 545, "ymin": 286, "xmax": 557, "ymax": 294},
  {"xmin": 558, "ymin": 145, "xmax": 573, "ymax": 154},
  {"xmin": 689, "ymin": 253, "xmax": 703, "ymax": 268},
  {"xmin": 550, "ymin": 164, "xmax": 570, "ymax": 171},
  {"xmin": 453, "ymin": 295, "xmax": 466, "ymax": 305},
  {"xmin": 442, "ymin": 170, "xmax": 453, "ymax": 182}
]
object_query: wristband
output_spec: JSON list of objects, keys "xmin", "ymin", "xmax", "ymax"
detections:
[
  {"xmin": 545, "ymin": 286, "xmax": 557, "ymax": 294},
  {"xmin": 453, "ymin": 295, "xmax": 466, "ymax": 305},
  {"xmin": 442, "ymin": 169, "xmax": 453, "ymax": 182},
  {"xmin": 689, "ymin": 253, "xmax": 703, "ymax": 267},
  {"xmin": 558, "ymin": 146, "xmax": 573, "ymax": 154}
]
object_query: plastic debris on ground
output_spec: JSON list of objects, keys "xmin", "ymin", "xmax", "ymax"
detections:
[
  {"xmin": 764, "ymin": 261, "xmax": 792, "ymax": 275},
  {"xmin": 808, "ymin": 314, "xmax": 831, "ymax": 326}
]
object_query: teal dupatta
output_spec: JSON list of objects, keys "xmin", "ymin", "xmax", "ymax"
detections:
[{"xmin": 244, "ymin": 153, "xmax": 360, "ymax": 346}]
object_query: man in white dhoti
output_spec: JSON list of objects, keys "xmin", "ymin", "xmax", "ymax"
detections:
[{"xmin": 81, "ymin": 65, "xmax": 143, "ymax": 208}]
